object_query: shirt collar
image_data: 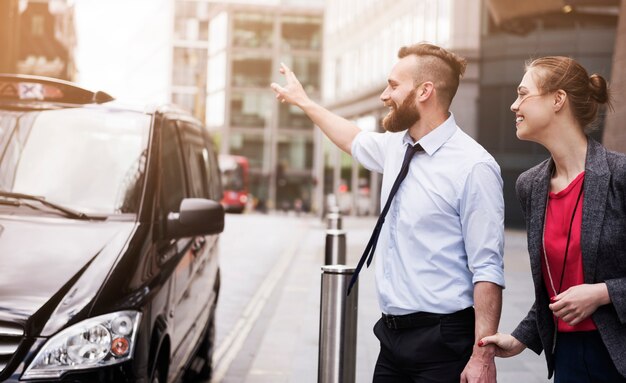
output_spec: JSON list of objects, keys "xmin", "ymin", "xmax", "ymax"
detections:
[{"xmin": 402, "ymin": 113, "xmax": 458, "ymax": 156}]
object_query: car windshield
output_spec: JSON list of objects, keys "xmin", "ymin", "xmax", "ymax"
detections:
[{"xmin": 0, "ymin": 107, "xmax": 150, "ymax": 215}]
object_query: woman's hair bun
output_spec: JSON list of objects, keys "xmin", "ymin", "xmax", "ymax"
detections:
[{"xmin": 589, "ymin": 74, "xmax": 609, "ymax": 104}]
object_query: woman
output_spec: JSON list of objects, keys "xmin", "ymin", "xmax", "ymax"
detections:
[{"xmin": 479, "ymin": 56, "xmax": 626, "ymax": 382}]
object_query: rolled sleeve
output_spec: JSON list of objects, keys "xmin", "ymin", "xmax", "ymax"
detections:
[{"xmin": 460, "ymin": 161, "xmax": 506, "ymax": 288}]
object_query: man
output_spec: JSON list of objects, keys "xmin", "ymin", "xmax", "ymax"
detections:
[{"xmin": 271, "ymin": 43, "xmax": 505, "ymax": 383}]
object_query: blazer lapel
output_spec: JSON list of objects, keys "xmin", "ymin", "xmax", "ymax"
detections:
[
  {"xmin": 581, "ymin": 139, "xmax": 610, "ymax": 282},
  {"xmin": 528, "ymin": 159, "xmax": 552, "ymax": 284}
]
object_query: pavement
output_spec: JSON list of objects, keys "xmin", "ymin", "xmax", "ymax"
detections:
[{"xmin": 216, "ymin": 215, "xmax": 552, "ymax": 383}]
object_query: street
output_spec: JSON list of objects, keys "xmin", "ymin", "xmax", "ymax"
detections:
[{"xmin": 211, "ymin": 213, "xmax": 551, "ymax": 382}]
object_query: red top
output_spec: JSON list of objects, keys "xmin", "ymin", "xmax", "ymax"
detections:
[{"xmin": 542, "ymin": 171, "xmax": 597, "ymax": 332}]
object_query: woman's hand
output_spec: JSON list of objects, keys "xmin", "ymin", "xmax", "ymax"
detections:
[
  {"xmin": 549, "ymin": 283, "xmax": 611, "ymax": 326},
  {"xmin": 478, "ymin": 333, "xmax": 526, "ymax": 358}
]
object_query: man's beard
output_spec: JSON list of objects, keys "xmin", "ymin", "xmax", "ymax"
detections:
[{"xmin": 382, "ymin": 88, "xmax": 420, "ymax": 133}]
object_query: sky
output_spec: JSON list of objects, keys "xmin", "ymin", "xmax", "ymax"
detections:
[{"xmin": 73, "ymin": 0, "xmax": 173, "ymax": 105}]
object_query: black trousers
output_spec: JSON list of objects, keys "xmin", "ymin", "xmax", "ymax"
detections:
[
  {"xmin": 554, "ymin": 331, "xmax": 626, "ymax": 383},
  {"xmin": 373, "ymin": 308, "xmax": 475, "ymax": 383}
]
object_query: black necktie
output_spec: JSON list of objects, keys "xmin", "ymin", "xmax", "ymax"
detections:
[{"xmin": 347, "ymin": 143, "xmax": 424, "ymax": 295}]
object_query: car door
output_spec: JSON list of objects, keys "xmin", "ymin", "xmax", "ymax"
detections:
[
  {"xmin": 155, "ymin": 119, "xmax": 198, "ymax": 375},
  {"xmin": 178, "ymin": 121, "xmax": 220, "ymax": 326}
]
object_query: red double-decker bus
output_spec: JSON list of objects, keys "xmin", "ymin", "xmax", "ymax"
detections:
[{"xmin": 218, "ymin": 154, "xmax": 249, "ymax": 213}]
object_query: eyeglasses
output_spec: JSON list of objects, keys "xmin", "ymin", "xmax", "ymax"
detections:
[{"xmin": 512, "ymin": 93, "xmax": 544, "ymax": 108}]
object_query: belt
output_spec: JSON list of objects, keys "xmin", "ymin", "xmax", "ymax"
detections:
[{"xmin": 381, "ymin": 307, "xmax": 475, "ymax": 330}]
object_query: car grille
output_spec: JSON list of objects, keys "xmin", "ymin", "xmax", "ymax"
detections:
[{"xmin": 0, "ymin": 322, "xmax": 24, "ymax": 374}]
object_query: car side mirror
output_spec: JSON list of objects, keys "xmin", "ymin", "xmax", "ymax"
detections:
[{"xmin": 166, "ymin": 198, "xmax": 225, "ymax": 239}]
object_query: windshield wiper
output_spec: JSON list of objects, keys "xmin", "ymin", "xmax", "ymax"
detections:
[{"xmin": 0, "ymin": 191, "xmax": 103, "ymax": 220}]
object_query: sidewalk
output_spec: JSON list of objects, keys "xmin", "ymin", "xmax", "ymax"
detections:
[{"xmin": 232, "ymin": 216, "xmax": 551, "ymax": 383}]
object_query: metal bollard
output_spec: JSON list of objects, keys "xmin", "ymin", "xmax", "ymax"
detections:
[
  {"xmin": 325, "ymin": 229, "xmax": 346, "ymax": 265},
  {"xmin": 318, "ymin": 265, "xmax": 358, "ymax": 383},
  {"xmin": 326, "ymin": 210, "xmax": 342, "ymax": 230},
  {"xmin": 325, "ymin": 208, "xmax": 345, "ymax": 264}
]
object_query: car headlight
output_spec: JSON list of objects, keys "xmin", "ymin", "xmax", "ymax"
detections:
[{"xmin": 22, "ymin": 311, "xmax": 141, "ymax": 380}]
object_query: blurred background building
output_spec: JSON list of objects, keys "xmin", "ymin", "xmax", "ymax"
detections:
[
  {"xmin": 201, "ymin": 1, "xmax": 324, "ymax": 212},
  {"xmin": 0, "ymin": 0, "xmax": 76, "ymax": 80},
  {"xmin": 172, "ymin": 0, "xmax": 211, "ymax": 122}
]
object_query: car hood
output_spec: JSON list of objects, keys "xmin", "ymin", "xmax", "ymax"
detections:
[{"xmin": 0, "ymin": 214, "xmax": 135, "ymax": 325}]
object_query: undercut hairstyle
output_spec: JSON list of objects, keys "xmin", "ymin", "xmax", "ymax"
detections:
[
  {"xmin": 526, "ymin": 56, "xmax": 611, "ymax": 132},
  {"xmin": 398, "ymin": 43, "xmax": 467, "ymax": 109}
]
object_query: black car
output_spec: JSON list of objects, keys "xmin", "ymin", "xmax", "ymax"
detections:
[{"xmin": 0, "ymin": 74, "xmax": 224, "ymax": 382}]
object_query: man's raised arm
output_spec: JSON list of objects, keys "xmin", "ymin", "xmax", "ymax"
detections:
[{"xmin": 271, "ymin": 63, "xmax": 361, "ymax": 154}]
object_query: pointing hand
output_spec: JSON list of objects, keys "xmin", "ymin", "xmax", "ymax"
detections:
[{"xmin": 270, "ymin": 63, "xmax": 310, "ymax": 107}]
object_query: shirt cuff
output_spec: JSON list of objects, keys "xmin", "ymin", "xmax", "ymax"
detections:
[{"xmin": 472, "ymin": 269, "xmax": 506, "ymax": 289}]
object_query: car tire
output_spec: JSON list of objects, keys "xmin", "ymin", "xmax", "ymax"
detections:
[{"xmin": 183, "ymin": 312, "xmax": 215, "ymax": 381}]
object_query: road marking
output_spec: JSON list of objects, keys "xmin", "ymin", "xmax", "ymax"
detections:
[{"xmin": 210, "ymin": 227, "xmax": 305, "ymax": 382}]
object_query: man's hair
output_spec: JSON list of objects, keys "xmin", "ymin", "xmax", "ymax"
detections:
[{"xmin": 398, "ymin": 43, "xmax": 467, "ymax": 108}]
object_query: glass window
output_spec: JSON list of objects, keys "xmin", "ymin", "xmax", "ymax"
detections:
[
  {"xmin": 230, "ymin": 91, "xmax": 270, "ymax": 128},
  {"xmin": 32, "ymin": 15, "xmax": 44, "ymax": 36},
  {"xmin": 209, "ymin": 11, "xmax": 228, "ymax": 54},
  {"xmin": 281, "ymin": 55, "xmax": 320, "ymax": 93},
  {"xmin": 208, "ymin": 51, "xmax": 226, "ymax": 93},
  {"xmin": 232, "ymin": 52, "xmax": 272, "ymax": 87},
  {"xmin": 172, "ymin": 47, "xmax": 208, "ymax": 87},
  {"xmin": 280, "ymin": 15, "xmax": 322, "ymax": 50},
  {"xmin": 425, "ymin": 1, "xmax": 438, "ymax": 42},
  {"xmin": 186, "ymin": 19, "xmax": 200, "ymax": 41},
  {"xmin": 229, "ymin": 133, "xmax": 265, "ymax": 169},
  {"xmin": 206, "ymin": 91, "xmax": 225, "ymax": 128},
  {"xmin": 197, "ymin": 20, "xmax": 209, "ymax": 41},
  {"xmin": 232, "ymin": 12, "xmax": 273, "ymax": 49},
  {"xmin": 160, "ymin": 122, "xmax": 186, "ymax": 214},
  {"xmin": 219, "ymin": 155, "xmax": 245, "ymax": 191},
  {"xmin": 175, "ymin": 1, "xmax": 205, "ymax": 20},
  {"xmin": 436, "ymin": 0, "xmax": 451, "ymax": 46},
  {"xmin": 172, "ymin": 92, "xmax": 195, "ymax": 115},
  {"xmin": 279, "ymin": 103, "xmax": 313, "ymax": 129},
  {"xmin": 322, "ymin": 58, "xmax": 335, "ymax": 101},
  {"xmin": 181, "ymin": 125, "xmax": 210, "ymax": 199},
  {"xmin": 206, "ymin": 142, "xmax": 222, "ymax": 201},
  {"xmin": 276, "ymin": 134, "xmax": 313, "ymax": 171},
  {"xmin": 0, "ymin": 108, "xmax": 150, "ymax": 215},
  {"xmin": 174, "ymin": 17, "xmax": 191, "ymax": 41},
  {"xmin": 174, "ymin": 2, "xmax": 210, "ymax": 41},
  {"xmin": 413, "ymin": 2, "xmax": 425, "ymax": 42}
]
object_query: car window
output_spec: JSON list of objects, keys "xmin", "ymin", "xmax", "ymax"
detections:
[
  {"xmin": 160, "ymin": 121, "xmax": 186, "ymax": 214},
  {"xmin": 0, "ymin": 108, "xmax": 150, "ymax": 214},
  {"xmin": 206, "ymin": 140, "xmax": 223, "ymax": 201},
  {"xmin": 180, "ymin": 122, "xmax": 213, "ymax": 200}
]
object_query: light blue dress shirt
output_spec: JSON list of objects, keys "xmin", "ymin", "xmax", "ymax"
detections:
[{"xmin": 351, "ymin": 113, "xmax": 505, "ymax": 315}]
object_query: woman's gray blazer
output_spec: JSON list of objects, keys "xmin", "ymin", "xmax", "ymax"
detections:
[{"xmin": 511, "ymin": 138, "xmax": 626, "ymax": 379}]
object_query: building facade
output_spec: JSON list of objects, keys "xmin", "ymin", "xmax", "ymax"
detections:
[
  {"xmin": 319, "ymin": 0, "xmax": 482, "ymax": 216},
  {"xmin": 0, "ymin": 0, "xmax": 76, "ymax": 80},
  {"xmin": 205, "ymin": 2, "xmax": 323, "ymax": 211},
  {"xmin": 172, "ymin": 0, "xmax": 212, "ymax": 122}
]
